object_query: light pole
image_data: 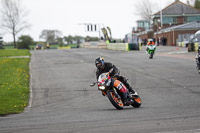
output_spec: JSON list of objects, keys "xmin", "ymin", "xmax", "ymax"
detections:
[{"xmin": 160, "ymin": 10, "xmax": 163, "ymax": 28}]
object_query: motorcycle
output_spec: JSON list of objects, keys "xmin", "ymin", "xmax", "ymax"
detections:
[
  {"xmin": 147, "ymin": 44, "xmax": 156, "ymax": 59},
  {"xmin": 90, "ymin": 72, "xmax": 141, "ymax": 110},
  {"xmin": 195, "ymin": 55, "xmax": 200, "ymax": 74}
]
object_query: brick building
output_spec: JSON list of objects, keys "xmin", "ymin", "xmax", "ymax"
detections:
[
  {"xmin": 136, "ymin": 0, "xmax": 200, "ymax": 46},
  {"xmin": 153, "ymin": 0, "xmax": 200, "ymax": 31},
  {"xmin": 154, "ymin": 21, "xmax": 200, "ymax": 46}
]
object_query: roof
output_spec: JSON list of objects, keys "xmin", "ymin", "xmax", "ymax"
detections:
[
  {"xmin": 137, "ymin": 20, "xmax": 150, "ymax": 22},
  {"xmin": 154, "ymin": 21, "xmax": 200, "ymax": 34},
  {"xmin": 154, "ymin": 0, "xmax": 200, "ymax": 16},
  {"xmin": 137, "ymin": 29, "xmax": 153, "ymax": 36}
]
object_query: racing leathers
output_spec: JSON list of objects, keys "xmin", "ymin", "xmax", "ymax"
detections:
[{"xmin": 96, "ymin": 62, "xmax": 135, "ymax": 94}]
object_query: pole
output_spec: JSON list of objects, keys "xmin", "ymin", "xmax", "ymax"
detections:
[{"xmin": 160, "ymin": 10, "xmax": 163, "ymax": 28}]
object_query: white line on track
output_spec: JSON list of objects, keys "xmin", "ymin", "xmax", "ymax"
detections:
[{"xmin": 25, "ymin": 55, "xmax": 33, "ymax": 112}]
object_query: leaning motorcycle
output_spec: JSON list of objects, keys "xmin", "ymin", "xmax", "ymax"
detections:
[
  {"xmin": 147, "ymin": 44, "xmax": 156, "ymax": 59},
  {"xmin": 90, "ymin": 72, "xmax": 141, "ymax": 110}
]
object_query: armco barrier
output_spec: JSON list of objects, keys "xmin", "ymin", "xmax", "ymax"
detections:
[
  {"xmin": 80, "ymin": 42, "xmax": 107, "ymax": 49},
  {"xmin": 80, "ymin": 42, "xmax": 141, "ymax": 51}
]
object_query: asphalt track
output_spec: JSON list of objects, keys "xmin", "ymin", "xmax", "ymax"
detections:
[{"xmin": 0, "ymin": 46, "xmax": 200, "ymax": 133}]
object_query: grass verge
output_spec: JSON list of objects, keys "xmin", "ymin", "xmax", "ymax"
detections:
[
  {"xmin": 0, "ymin": 49, "xmax": 30, "ymax": 57},
  {"xmin": 0, "ymin": 49, "xmax": 30, "ymax": 116}
]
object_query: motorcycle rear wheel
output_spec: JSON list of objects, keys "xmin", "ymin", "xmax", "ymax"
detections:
[{"xmin": 107, "ymin": 90, "xmax": 124, "ymax": 110}]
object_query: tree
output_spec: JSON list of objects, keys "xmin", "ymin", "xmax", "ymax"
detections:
[
  {"xmin": 194, "ymin": 0, "xmax": 200, "ymax": 9},
  {"xmin": 133, "ymin": 0, "xmax": 155, "ymax": 21},
  {"xmin": 56, "ymin": 37, "xmax": 64, "ymax": 46},
  {"xmin": 63, "ymin": 35, "xmax": 73, "ymax": 44},
  {"xmin": 187, "ymin": 0, "xmax": 195, "ymax": 6},
  {"xmin": 63, "ymin": 35, "xmax": 84, "ymax": 45},
  {"xmin": 84, "ymin": 36, "xmax": 99, "ymax": 42},
  {"xmin": 0, "ymin": 36, "xmax": 4, "ymax": 49},
  {"xmin": 74, "ymin": 36, "xmax": 84, "ymax": 44},
  {"xmin": 39, "ymin": 29, "xmax": 62, "ymax": 43},
  {"xmin": 0, "ymin": 0, "xmax": 30, "ymax": 48},
  {"xmin": 17, "ymin": 35, "xmax": 34, "ymax": 49}
]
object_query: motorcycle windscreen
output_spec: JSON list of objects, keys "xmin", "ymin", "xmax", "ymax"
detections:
[{"xmin": 98, "ymin": 73, "xmax": 107, "ymax": 82}]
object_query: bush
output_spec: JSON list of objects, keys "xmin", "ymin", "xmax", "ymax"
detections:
[
  {"xmin": 0, "ymin": 45, "xmax": 4, "ymax": 49},
  {"xmin": 17, "ymin": 35, "xmax": 34, "ymax": 49}
]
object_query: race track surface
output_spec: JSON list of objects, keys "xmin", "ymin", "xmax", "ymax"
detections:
[{"xmin": 0, "ymin": 46, "xmax": 200, "ymax": 133}]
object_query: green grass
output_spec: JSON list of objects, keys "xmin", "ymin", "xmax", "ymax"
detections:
[
  {"xmin": 0, "ymin": 49, "xmax": 30, "ymax": 57},
  {"xmin": 3, "ymin": 44, "xmax": 79, "ymax": 50},
  {"xmin": 0, "ymin": 50, "xmax": 30, "ymax": 116}
]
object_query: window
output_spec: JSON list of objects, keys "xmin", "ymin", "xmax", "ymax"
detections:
[
  {"xmin": 163, "ymin": 17, "xmax": 172, "ymax": 24},
  {"xmin": 172, "ymin": 17, "xmax": 177, "ymax": 24},
  {"xmin": 187, "ymin": 16, "xmax": 200, "ymax": 22},
  {"xmin": 137, "ymin": 22, "xmax": 144, "ymax": 28},
  {"xmin": 184, "ymin": 17, "xmax": 187, "ymax": 23}
]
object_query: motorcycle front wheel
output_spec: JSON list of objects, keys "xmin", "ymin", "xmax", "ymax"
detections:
[
  {"xmin": 149, "ymin": 52, "xmax": 153, "ymax": 59},
  {"xmin": 131, "ymin": 95, "xmax": 142, "ymax": 108},
  {"xmin": 107, "ymin": 90, "xmax": 124, "ymax": 110}
]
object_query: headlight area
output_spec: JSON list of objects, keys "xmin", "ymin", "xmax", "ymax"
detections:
[{"xmin": 98, "ymin": 86, "xmax": 105, "ymax": 90}]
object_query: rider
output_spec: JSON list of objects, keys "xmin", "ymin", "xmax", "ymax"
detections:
[
  {"xmin": 146, "ymin": 39, "xmax": 155, "ymax": 54},
  {"xmin": 95, "ymin": 57, "xmax": 137, "ymax": 104}
]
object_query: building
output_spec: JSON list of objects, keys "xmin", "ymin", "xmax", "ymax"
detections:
[
  {"xmin": 154, "ymin": 21, "xmax": 200, "ymax": 46},
  {"xmin": 132, "ymin": 20, "xmax": 153, "ymax": 44},
  {"xmin": 136, "ymin": 20, "xmax": 150, "ymax": 32},
  {"xmin": 153, "ymin": 0, "xmax": 200, "ymax": 32},
  {"xmin": 135, "ymin": 0, "xmax": 200, "ymax": 46}
]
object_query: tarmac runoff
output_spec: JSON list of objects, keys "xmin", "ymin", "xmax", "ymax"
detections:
[{"xmin": 157, "ymin": 50, "xmax": 196, "ymax": 61}]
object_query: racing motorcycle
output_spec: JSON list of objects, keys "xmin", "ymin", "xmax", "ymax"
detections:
[
  {"xmin": 147, "ymin": 44, "xmax": 156, "ymax": 59},
  {"xmin": 90, "ymin": 72, "xmax": 141, "ymax": 110}
]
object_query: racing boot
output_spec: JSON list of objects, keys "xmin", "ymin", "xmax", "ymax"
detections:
[
  {"xmin": 123, "ymin": 81, "xmax": 135, "ymax": 94},
  {"xmin": 122, "ymin": 92, "xmax": 134, "ymax": 106},
  {"xmin": 121, "ymin": 91, "xmax": 134, "ymax": 106},
  {"xmin": 120, "ymin": 88, "xmax": 135, "ymax": 106}
]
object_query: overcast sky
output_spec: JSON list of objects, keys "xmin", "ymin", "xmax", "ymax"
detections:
[{"xmin": 1, "ymin": 0, "xmax": 188, "ymax": 42}]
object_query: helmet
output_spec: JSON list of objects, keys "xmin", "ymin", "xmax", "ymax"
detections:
[
  {"xmin": 148, "ymin": 39, "xmax": 153, "ymax": 43},
  {"xmin": 149, "ymin": 39, "xmax": 153, "ymax": 42},
  {"xmin": 95, "ymin": 57, "xmax": 104, "ymax": 69}
]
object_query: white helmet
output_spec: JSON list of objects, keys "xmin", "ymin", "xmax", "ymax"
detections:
[{"xmin": 149, "ymin": 39, "xmax": 153, "ymax": 42}]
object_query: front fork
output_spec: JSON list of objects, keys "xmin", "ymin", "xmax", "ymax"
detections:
[{"xmin": 111, "ymin": 88, "xmax": 121, "ymax": 100}]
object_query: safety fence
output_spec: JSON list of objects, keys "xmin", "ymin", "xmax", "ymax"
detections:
[
  {"xmin": 80, "ymin": 42, "xmax": 141, "ymax": 51},
  {"xmin": 107, "ymin": 43, "xmax": 129, "ymax": 51}
]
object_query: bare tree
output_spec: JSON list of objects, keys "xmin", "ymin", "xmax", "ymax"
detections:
[
  {"xmin": 133, "ymin": 0, "xmax": 156, "ymax": 21},
  {"xmin": 0, "ymin": 0, "xmax": 30, "ymax": 48},
  {"xmin": 39, "ymin": 30, "xmax": 62, "ymax": 43},
  {"xmin": 187, "ymin": 0, "xmax": 195, "ymax": 6}
]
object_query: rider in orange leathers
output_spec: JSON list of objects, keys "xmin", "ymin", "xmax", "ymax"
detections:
[{"xmin": 95, "ymin": 57, "xmax": 137, "ymax": 105}]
